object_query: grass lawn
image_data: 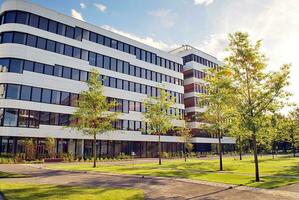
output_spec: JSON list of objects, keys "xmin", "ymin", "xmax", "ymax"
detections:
[
  {"xmin": 47, "ymin": 155, "xmax": 299, "ymax": 189},
  {"xmin": 0, "ymin": 182, "xmax": 144, "ymax": 200},
  {"xmin": 0, "ymin": 171, "xmax": 29, "ymax": 178}
]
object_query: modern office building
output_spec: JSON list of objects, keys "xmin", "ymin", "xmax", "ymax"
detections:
[
  {"xmin": 0, "ymin": 0, "xmax": 234, "ymax": 158},
  {"xmin": 170, "ymin": 45, "xmax": 234, "ymax": 152}
]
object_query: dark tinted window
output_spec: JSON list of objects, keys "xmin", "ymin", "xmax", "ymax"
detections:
[
  {"xmin": 104, "ymin": 37, "xmax": 111, "ymax": 47},
  {"xmin": 141, "ymin": 68, "xmax": 146, "ymax": 78},
  {"xmin": 124, "ymin": 43, "xmax": 129, "ymax": 53},
  {"xmin": 117, "ymin": 79, "xmax": 123, "ymax": 89},
  {"xmin": 36, "ymin": 37, "xmax": 46, "ymax": 49},
  {"xmin": 4, "ymin": 11, "xmax": 16, "ymax": 23},
  {"xmin": 54, "ymin": 65, "xmax": 63, "ymax": 77},
  {"xmin": 72, "ymin": 69, "xmax": 80, "ymax": 80},
  {"xmin": 64, "ymin": 45, "xmax": 73, "ymax": 56},
  {"xmin": 90, "ymin": 32, "xmax": 97, "ymax": 42},
  {"xmin": 129, "ymin": 82, "xmax": 135, "ymax": 92},
  {"xmin": 74, "ymin": 27, "xmax": 82, "ymax": 41},
  {"xmin": 61, "ymin": 92, "xmax": 70, "ymax": 106},
  {"xmin": 1, "ymin": 32, "xmax": 13, "ymax": 43},
  {"xmin": 46, "ymin": 40, "xmax": 56, "ymax": 52},
  {"xmin": 65, "ymin": 26, "xmax": 74, "ymax": 38},
  {"xmin": 129, "ymin": 45, "xmax": 135, "ymax": 55},
  {"xmin": 50, "ymin": 113, "xmax": 59, "ymax": 125},
  {"xmin": 73, "ymin": 47, "xmax": 81, "ymax": 59},
  {"xmin": 57, "ymin": 23, "xmax": 66, "ymax": 36},
  {"xmin": 123, "ymin": 80, "xmax": 129, "ymax": 90},
  {"xmin": 40, "ymin": 112, "xmax": 50, "ymax": 125},
  {"xmin": 6, "ymin": 84, "xmax": 20, "ymax": 99},
  {"xmin": 81, "ymin": 50, "xmax": 88, "ymax": 61},
  {"xmin": 117, "ymin": 41, "xmax": 123, "ymax": 51},
  {"xmin": 97, "ymin": 34, "xmax": 104, "ymax": 44},
  {"xmin": 96, "ymin": 54, "xmax": 103, "ymax": 68},
  {"xmin": 44, "ymin": 65, "xmax": 53, "ymax": 75},
  {"xmin": 48, "ymin": 20, "xmax": 58, "ymax": 33},
  {"xmin": 123, "ymin": 62, "xmax": 129, "ymax": 74},
  {"xmin": 38, "ymin": 17, "xmax": 48, "ymax": 31},
  {"xmin": 51, "ymin": 90, "xmax": 60, "ymax": 104},
  {"xmin": 18, "ymin": 109, "xmax": 29, "ymax": 127},
  {"xmin": 29, "ymin": 14, "xmax": 39, "ymax": 28},
  {"xmin": 135, "ymin": 67, "xmax": 141, "ymax": 77},
  {"xmin": 31, "ymin": 87, "xmax": 41, "ymax": 102},
  {"xmin": 123, "ymin": 100, "xmax": 129, "ymax": 113},
  {"xmin": 110, "ymin": 77, "xmax": 116, "ymax": 88},
  {"xmin": 80, "ymin": 71, "xmax": 88, "ymax": 81},
  {"xmin": 16, "ymin": 11, "xmax": 29, "ymax": 24},
  {"xmin": 34, "ymin": 63, "xmax": 44, "ymax": 73},
  {"xmin": 63, "ymin": 67, "xmax": 71, "ymax": 79},
  {"xmin": 82, "ymin": 29, "xmax": 89, "ymax": 40},
  {"xmin": 111, "ymin": 39, "xmax": 117, "ymax": 49},
  {"xmin": 103, "ymin": 56, "xmax": 110, "ymax": 69},
  {"xmin": 26, "ymin": 34, "xmax": 37, "ymax": 47},
  {"xmin": 13, "ymin": 32, "xmax": 26, "ymax": 44},
  {"xmin": 117, "ymin": 60, "xmax": 123, "ymax": 73},
  {"xmin": 89, "ymin": 52, "xmax": 96, "ymax": 66},
  {"xmin": 23, "ymin": 60, "xmax": 34, "ymax": 71},
  {"xmin": 55, "ymin": 43, "xmax": 64, "ymax": 54},
  {"xmin": 129, "ymin": 65, "xmax": 135, "ymax": 76},
  {"xmin": 9, "ymin": 59, "xmax": 23, "ymax": 73},
  {"xmin": 29, "ymin": 110, "xmax": 39, "ymax": 128},
  {"xmin": 3, "ymin": 108, "xmax": 18, "ymax": 127},
  {"xmin": 41, "ymin": 89, "xmax": 51, "ymax": 103},
  {"xmin": 110, "ymin": 58, "xmax": 117, "ymax": 71},
  {"xmin": 20, "ymin": 85, "xmax": 31, "ymax": 101}
]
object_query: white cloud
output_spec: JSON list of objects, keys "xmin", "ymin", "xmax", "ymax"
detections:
[
  {"xmin": 147, "ymin": 9, "xmax": 175, "ymax": 28},
  {"xmin": 94, "ymin": 3, "xmax": 107, "ymax": 12},
  {"xmin": 71, "ymin": 9, "xmax": 84, "ymax": 21},
  {"xmin": 196, "ymin": 34, "xmax": 228, "ymax": 60},
  {"xmin": 80, "ymin": 3, "xmax": 86, "ymax": 9},
  {"xmin": 199, "ymin": 0, "xmax": 299, "ymax": 106},
  {"xmin": 194, "ymin": 0, "xmax": 214, "ymax": 6},
  {"xmin": 101, "ymin": 25, "xmax": 179, "ymax": 51}
]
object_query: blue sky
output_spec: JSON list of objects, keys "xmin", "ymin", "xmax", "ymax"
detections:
[{"xmin": 1, "ymin": 0, "xmax": 299, "ymax": 105}]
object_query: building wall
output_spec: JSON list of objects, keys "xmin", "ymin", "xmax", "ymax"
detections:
[{"xmin": 0, "ymin": 1, "xmax": 235, "ymax": 157}]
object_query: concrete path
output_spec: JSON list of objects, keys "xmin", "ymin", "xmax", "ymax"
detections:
[{"xmin": 0, "ymin": 164, "xmax": 298, "ymax": 200}]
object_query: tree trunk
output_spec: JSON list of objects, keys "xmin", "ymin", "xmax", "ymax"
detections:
[
  {"xmin": 291, "ymin": 134, "xmax": 296, "ymax": 157},
  {"xmin": 239, "ymin": 137, "xmax": 242, "ymax": 160},
  {"xmin": 218, "ymin": 129, "xmax": 223, "ymax": 171},
  {"xmin": 93, "ymin": 133, "xmax": 97, "ymax": 168},
  {"xmin": 184, "ymin": 141, "xmax": 187, "ymax": 162},
  {"xmin": 252, "ymin": 134, "xmax": 260, "ymax": 182},
  {"xmin": 272, "ymin": 143, "xmax": 275, "ymax": 159},
  {"xmin": 158, "ymin": 133, "xmax": 162, "ymax": 165}
]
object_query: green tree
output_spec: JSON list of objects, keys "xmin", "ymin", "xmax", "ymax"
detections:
[
  {"xmin": 228, "ymin": 112, "xmax": 250, "ymax": 160},
  {"xmin": 45, "ymin": 137, "xmax": 56, "ymax": 158},
  {"xmin": 225, "ymin": 32, "xmax": 290, "ymax": 181},
  {"xmin": 175, "ymin": 125, "xmax": 192, "ymax": 162},
  {"xmin": 143, "ymin": 88, "xmax": 176, "ymax": 165},
  {"xmin": 287, "ymin": 108, "xmax": 299, "ymax": 157},
  {"xmin": 198, "ymin": 66, "xmax": 235, "ymax": 171},
  {"xmin": 22, "ymin": 139, "xmax": 36, "ymax": 161},
  {"xmin": 70, "ymin": 69, "xmax": 118, "ymax": 168}
]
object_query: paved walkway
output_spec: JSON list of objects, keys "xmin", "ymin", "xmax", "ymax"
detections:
[{"xmin": 0, "ymin": 164, "xmax": 298, "ymax": 200}]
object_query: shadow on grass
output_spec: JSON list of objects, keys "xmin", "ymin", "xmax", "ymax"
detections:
[{"xmin": 0, "ymin": 183, "xmax": 143, "ymax": 200}]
